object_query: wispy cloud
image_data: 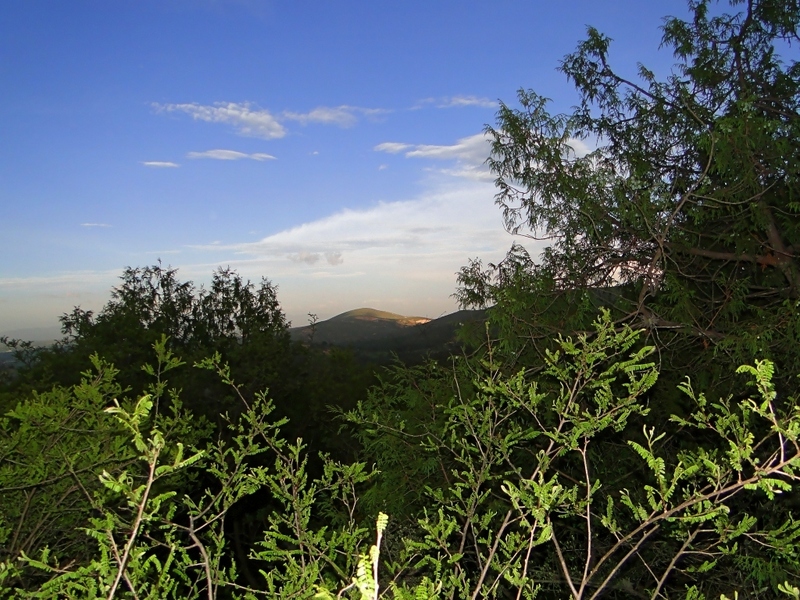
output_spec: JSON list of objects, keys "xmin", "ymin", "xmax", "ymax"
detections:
[
  {"xmin": 154, "ymin": 102, "xmax": 388, "ymax": 136},
  {"xmin": 565, "ymin": 138, "xmax": 592, "ymax": 158},
  {"xmin": 375, "ymin": 133, "xmax": 493, "ymax": 180},
  {"xmin": 142, "ymin": 161, "xmax": 180, "ymax": 168},
  {"xmin": 287, "ymin": 251, "xmax": 343, "ymax": 265},
  {"xmin": 403, "ymin": 133, "xmax": 490, "ymax": 161},
  {"xmin": 441, "ymin": 95, "xmax": 497, "ymax": 108},
  {"xmin": 415, "ymin": 95, "xmax": 497, "ymax": 109},
  {"xmin": 80, "ymin": 223, "xmax": 112, "ymax": 228},
  {"xmin": 187, "ymin": 149, "xmax": 276, "ymax": 161},
  {"xmin": 288, "ymin": 252, "xmax": 322, "ymax": 265},
  {"xmin": 374, "ymin": 142, "xmax": 412, "ymax": 154},
  {"xmin": 179, "ymin": 178, "xmax": 541, "ymax": 321},
  {"xmin": 325, "ymin": 251, "xmax": 344, "ymax": 265},
  {"xmin": 192, "ymin": 180, "xmax": 517, "ymax": 266},
  {"xmin": 282, "ymin": 105, "xmax": 388, "ymax": 127},
  {"xmin": 154, "ymin": 102, "xmax": 286, "ymax": 139},
  {"xmin": 1, "ymin": 179, "xmax": 540, "ymax": 330}
]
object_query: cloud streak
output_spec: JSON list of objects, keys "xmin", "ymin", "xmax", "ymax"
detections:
[
  {"xmin": 154, "ymin": 102, "xmax": 287, "ymax": 139},
  {"xmin": 286, "ymin": 251, "xmax": 343, "ymax": 265},
  {"xmin": 415, "ymin": 95, "xmax": 497, "ymax": 109},
  {"xmin": 193, "ymin": 180, "xmax": 519, "ymax": 267},
  {"xmin": 374, "ymin": 142, "xmax": 412, "ymax": 154},
  {"xmin": 155, "ymin": 102, "xmax": 388, "ymax": 137},
  {"xmin": 373, "ymin": 133, "xmax": 591, "ymax": 181},
  {"xmin": 142, "ymin": 161, "xmax": 180, "ymax": 168},
  {"xmin": 187, "ymin": 149, "xmax": 276, "ymax": 161},
  {"xmin": 282, "ymin": 105, "xmax": 388, "ymax": 127},
  {"xmin": 179, "ymin": 178, "xmax": 542, "ymax": 322},
  {"xmin": 80, "ymin": 223, "xmax": 112, "ymax": 228},
  {"xmin": 375, "ymin": 133, "xmax": 493, "ymax": 180},
  {"xmin": 1, "ymin": 180, "xmax": 542, "ymax": 330}
]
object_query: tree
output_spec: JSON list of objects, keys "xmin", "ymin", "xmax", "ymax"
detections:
[
  {"xmin": 60, "ymin": 264, "xmax": 289, "ymax": 379},
  {"xmin": 2, "ymin": 264, "xmax": 296, "ymax": 421},
  {"xmin": 459, "ymin": 0, "xmax": 800, "ymax": 398}
]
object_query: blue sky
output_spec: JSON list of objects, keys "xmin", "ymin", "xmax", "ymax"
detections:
[{"xmin": 1, "ymin": 0, "xmax": 690, "ymax": 337}]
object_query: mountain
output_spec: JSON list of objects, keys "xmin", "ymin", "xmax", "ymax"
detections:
[
  {"xmin": 291, "ymin": 308, "xmax": 430, "ymax": 344},
  {"xmin": 290, "ymin": 307, "xmax": 486, "ymax": 363}
]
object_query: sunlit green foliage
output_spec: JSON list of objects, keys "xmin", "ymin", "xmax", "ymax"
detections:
[{"xmin": 348, "ymin": 312, "xmax": 800, "ymax": 598}]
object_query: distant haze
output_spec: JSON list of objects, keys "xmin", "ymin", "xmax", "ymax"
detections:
[{"xmin": 1, "ymin": 326, "xmax": 64, "ymax": 343}]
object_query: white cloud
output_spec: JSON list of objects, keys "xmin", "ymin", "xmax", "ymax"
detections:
[
  {"xmin": 433, "ymin": 166, "xmax": 494, "ymax": 181},
  {"xmin": 415, "ymin": 95, "xmax": 497, "ymax": 109},
  {"xmin": 373, "ymin": 132, "xmax": 590, "ymax": 181},
  {"xmin": 286, "ymin": 251, "xmax": 343, "ymax": 266},
  {"xmin": 375, "ymin": 133, "xmax": 493, "ymax": 180},
  {"xmin": 404, "ymin": 133, "xmax": 490, "ymax": 162},
  {"xmin": 192, "ymin": 183, "xmax": 522, "ymax": 268},
  {"xmin": 325, "ymin": 251, "xmax": 343, "ymax": 265},
  {"xmin": 442, "ymin": 95, "xmax": 497, "ymax": 108},
  {"xmin": 288, "ymin": 252, "xmax": 322, "ymax": 265},
  {"xmin": 80, "ymin": 223, "xmax": 112, "ymax": 228},
  {"xmin": 566, "ymin": 138, "xmax": 592, "ymax": 158},
  {"xmin": 180, "ymin": 178, "xmax": 542, "ymax": 323},
  {"xmin": 286, "ymin": 252, "xmax": 344, "ymax": 266},
  {"xmin": 282, "ymin": 105, "xmax": 388, "ymax": 127},
  {"xmin": 374, "ymin": 142, "xmax": 412, "ymax": 154},
  {"xmin": 154, "ymin": 102, "xmax": 286, "ymax": 139},
  {"xmin": 154, "ymin": 101, "xmax": 389, "ymax": 138},
  {"xmin": 1, "ymin": 179, "xmax": 542, "ymax": 331},
  {"xmin": 187, "ymin": 149, "xmax": 276, "ymax": 161},
  {"xmin": 142, "ymin": 161, "xmax": 180, "ymax": 168}
]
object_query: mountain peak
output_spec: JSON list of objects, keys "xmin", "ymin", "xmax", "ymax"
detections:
[{"xmin": 329, "ymin": 308, "xmax": 431, "ymax": 325}]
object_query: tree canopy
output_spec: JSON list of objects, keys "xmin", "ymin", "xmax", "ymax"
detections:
[{"xmin": 459, "ymin": 0, "xmax": 800, "ymax": 396}]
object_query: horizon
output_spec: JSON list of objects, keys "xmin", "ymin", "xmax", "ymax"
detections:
[{"xmin": 1, "ymin": 0, "xmax": 690, "ymax": 337}]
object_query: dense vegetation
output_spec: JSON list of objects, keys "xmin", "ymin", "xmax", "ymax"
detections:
[{"xmin": 2, "ymin": 1, "xmax": 800, "ymax": 597}]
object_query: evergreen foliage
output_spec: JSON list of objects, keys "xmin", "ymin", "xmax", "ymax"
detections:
[{"xmin": 458, "ymin": 0, "xmax": 800, "ymax": 398}]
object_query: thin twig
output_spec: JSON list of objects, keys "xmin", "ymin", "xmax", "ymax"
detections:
[
  {"xmin": 107, "ymin": 449, "xmax": 160, "ymax": 600},
  {"xmin": 650, "ymin": 530, "xmax": 698, "ymax": 599},
  {"xmin": 188, "ymin": 515, "xmax": 215, "ymax": 600},
  {"xmin": 549, "ymin": 519, "xmax": 580, "ymax": 599}
]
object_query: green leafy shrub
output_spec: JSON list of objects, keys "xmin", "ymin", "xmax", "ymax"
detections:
[{"xmin": 347, "ymin": 312, "xmax": 800, "ymax": 598}]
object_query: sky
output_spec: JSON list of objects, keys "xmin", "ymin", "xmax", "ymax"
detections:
[{"xmin": 0, "ymin": 0, "xmax": 692, "ymax": 338}]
